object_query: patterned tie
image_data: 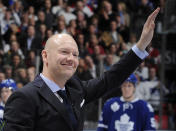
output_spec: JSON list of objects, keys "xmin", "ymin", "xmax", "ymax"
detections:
[{"xmin": 57, "ymin": 90, "xmax": 77, "ymax": 130}]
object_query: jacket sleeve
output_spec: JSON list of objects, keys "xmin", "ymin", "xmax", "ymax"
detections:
[
  {"xmin": 82, "ymin": 50, "xmax": 143, "ymax": 103},
  {"xmin": 3, "ymin": 91, "xmax": 36, "ymax": 131}
]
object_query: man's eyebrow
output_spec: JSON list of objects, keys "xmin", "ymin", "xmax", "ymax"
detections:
[{"xmin": 58, "ymin": 48, "xmax": 79, "ymax": 53}]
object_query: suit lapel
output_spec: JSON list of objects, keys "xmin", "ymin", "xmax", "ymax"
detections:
[{"xmin": 33, "ymin": 75, "xmax": 73, "ymax": 130}]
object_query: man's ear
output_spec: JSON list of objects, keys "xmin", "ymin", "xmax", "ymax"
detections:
[{"xmin": 41, "ymin": 50, "xmax": 47, "ymax": 63}]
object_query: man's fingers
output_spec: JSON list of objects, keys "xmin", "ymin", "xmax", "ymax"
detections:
[
  {"xmin": 152, "ymin": 7, "xmax": 160, "ymax": 21},
  {"xmin": 146, "ymin": 7, "xmax": 160, "ymax": 26}
]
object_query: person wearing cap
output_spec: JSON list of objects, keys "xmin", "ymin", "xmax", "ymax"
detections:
[
  {"xmin": 0, "ymin": 79, "xmax": 17, "ymax": 121},
  {"xmin": 97, "ymin": 74, "xmax": 156, "ymax": 131}
]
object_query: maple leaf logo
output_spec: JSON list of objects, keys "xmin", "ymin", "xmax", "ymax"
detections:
[
  {"xmin": 111, "ymin": 102, "xmax": 120, "ymax": 112},
  {"xmin": 115, "ymin": 114, "xmax": 134, "ymax": 131}
]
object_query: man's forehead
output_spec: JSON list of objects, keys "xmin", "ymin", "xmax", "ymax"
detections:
[
  {"xmin": 52, "ymin": 34, "xmax": 63, "ymax": 43},
  {"xmin": 52, "ymin": 34, "xmax": 75, "ymax": 44},
  {"xmin": 122, "ymin": 81, "xmax": 134, "ymax": 86},
  {"xmin": 45, "ymin": 34, "xmax": 76, "ymax": 49}
]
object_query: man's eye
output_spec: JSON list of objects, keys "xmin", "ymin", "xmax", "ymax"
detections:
[
  {"xmin": 62, "ymin": 51, "xmax": 69, "ymax": 54},
  {"xmin": 73, "ymin": 54, "xmax": 78, "ymax": 57}
]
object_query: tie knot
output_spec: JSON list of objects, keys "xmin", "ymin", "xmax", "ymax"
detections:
[{"xmin": 57, "ymin": 90, "xmax": 68, "ymax": 103}]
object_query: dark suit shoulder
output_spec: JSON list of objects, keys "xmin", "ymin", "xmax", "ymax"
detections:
[
  {"xmin": 16, "ymin": 80, "xmax": 38, "ymax": 93},
  {"xmin": 12, "ymin": 75, "xmax": 44, "ymax": 104},
  {"xmin": 67, "ymin": 75, "xmax": 84, "ymax": 89}
]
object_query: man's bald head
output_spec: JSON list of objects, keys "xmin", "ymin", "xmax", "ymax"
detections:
[
  {"xmin": 41, "ymin": 33, "xmax": 79, "ymax": 85},
  {"xmin": 44, "ymin": 34, "xmax": 77, "ymax": 51}
]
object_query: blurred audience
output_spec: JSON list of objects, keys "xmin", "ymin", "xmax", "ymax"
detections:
[{"xmin": 0, "ymin": 0, "xmax": 174, "ymax": 129}]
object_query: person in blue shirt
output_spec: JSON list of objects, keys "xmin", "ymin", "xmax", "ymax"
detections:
[
  {"xmin": 0, "ymin": 79, "xmax": 17, "ymax": 121},
  {"xmin": 97, "ymin": 74, "xmax": 156, "ymax": 131}
]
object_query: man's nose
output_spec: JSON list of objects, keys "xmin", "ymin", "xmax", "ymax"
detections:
[{"xmin": 67, "ymin": 53, "xmax": 74, "ymax": 60}]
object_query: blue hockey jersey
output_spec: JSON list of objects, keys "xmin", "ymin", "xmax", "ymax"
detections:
[{"xmin": 97, "ymin": 97, "xmax": 156, "ymax": 131}]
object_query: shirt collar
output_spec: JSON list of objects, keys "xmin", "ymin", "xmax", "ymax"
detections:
[
  {"xmin": 40, "ymin": 73, "xmax": 65, "ymax": 93},
  {"xmin": 120, "ymin": 96, "xmax": 139, "ymax": 103}
]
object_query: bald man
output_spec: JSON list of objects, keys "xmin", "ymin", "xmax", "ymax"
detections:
[{"xmin": 3, "ymin": 8, "xmax": 160, "ymax": 131}]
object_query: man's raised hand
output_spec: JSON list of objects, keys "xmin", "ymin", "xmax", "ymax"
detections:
[{"xmin": 137, "ymin": 7, "xmax": 160, "ymax": 51}]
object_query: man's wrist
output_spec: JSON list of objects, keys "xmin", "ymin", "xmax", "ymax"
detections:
[
  {"xmin": 136, "ymin": 41, "xmax": 146, "ymax": 51},
  {"xmin": 132, "ymin": 45, "xmax": 149, "ymax": 59}
]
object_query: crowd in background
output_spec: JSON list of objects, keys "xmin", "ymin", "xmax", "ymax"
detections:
[{"xmin": 0, "ymin": 0, "xmax": 175, "ymax": 129}]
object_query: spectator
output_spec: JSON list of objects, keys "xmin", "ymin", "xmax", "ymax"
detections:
[
  {"xmin": 126, "ymin": 33, "xmax": 137, "ymax": 50},
  {"xmin": 10, "ymin": 40, "xmax": 24, "ymax": 60},
  {"xmin": 46, "ymin": 28, "xmax": 53, "ymax": 39},
  {"xmin": 82, "ymin": 0, "xmax": 94, "ymax": 18},
  {"xmin": 103, "ymin": 54, "xmax": 114, "ymax": 71},
  {"xmin": 43, "ymin": 0, "xmax": 54, "ymax": 29},
  {"xmin": 54, "ymin": 18, "xmax": 68, "ymax": 34},
  {"xmin": 0, "ymin": 10, "xmax": 14, "ymax": 35},
  {"xmin": 134, "ymin": 73, "xmax": 151, "ymax": 101},
  {"xmin": 87, "ymin": 34, "xmax": 104, "ymax": 55},
  {"xmin": 98, "ymin": 1, "xmax": 116, "ymax": 31},
  {"xmin": 75, "ymin": 10, "xmax": 87, "ymax": 34},
  {"xmin": 100, "ymin": 20, "xmax": 124, "ymax": 51},
  {"xmin": 85, "ymin": 55, "xmax": 98, "ymax": 78},
  {"xmin": 116, "ymin": 2, "xmax": 130, "ymax": 27},
  {"xmin": 28, "ymin": 6, "xmax": 38, "ymax": 21},
  {"xmin": 145, "ymin": 43, "xmax": 160, "ymax": 69},
  {"xmin": 92, "ymin": 45, "xmax": 105, "ymax": 66},
  {"xmin": 147, "ymin": 67, "xmax": 169, "ymax": 113},
  {"xmin": 28, "ymin": 15, "xmax": 36, "ymax": 27},
  {"xmin": 97, "ymin": 74, "xmax": 156, "ymax": 131},
  {"xmin": 38, "ymin": 24, "xmax": 47, "ymax": 46},
  {"xmin": 90, "ymin": 15, "xmax": 99, "ymax": 35},
  {"xmin": 16, "ymin": 81, "xmax": 23, "ymax": 89},
  {"xmin": 3, "ymin": 65, "xmax": 13, "ymax": 79},
  {"xmin": 135, "ymin": 61, "xmax": 149, "ymax": 81},
  {"xmin": 35, "ymin": 10, "xmax": 46, "ymax": 31},
  {"xmin": 0, "ymin": 0, "xmax": 6, "ymax": 22},
  {"xmin": 3, "ymin": 41, "xmax": 24, "ymax": 65},
  {"xmin": 14, "ymin": 68, "xmax": 28, "ymax": 85},
  {"xmin": 0, "ymin": 72, "xmax": 5, "ymax": 83},
  {"xmin": 67, "ymin": 19, "xmax": 77, "ymax": 37},
  {"xmin": 86, "ymin": 24, "xmax": 98, "ymax": 40},
  {"xmin": 52, "ymin": 0, "xmax": 64, "ymax": 16},
  {"xmin": 72, "ymin": 0, "xmax": 91, "ymax": 18},
  {"xmin": 3, "ymin": 23, "xmax": 20, "ymax": 45},
  {"xmin": 20, "ymin": 12, "xmax": 29, "ymax": 32},
  {"xmin": 20, "ymin": 25, "xmax": 42, "ymax": 55},
  {"xmin": 76, "ymin": 33, "xmax": 88, "ymax": 58},
  {"xmin": 76, "ymin": 58, "xmax": 93, "ymax": 81},
  {"xmin": 109, "ymin": 44, "xmax": 120, "ymax": 64},
  {"xmin": 25, "ymin": 50, "xmax": 36, "ymax": 68},
  {"xmin": 27, "ymin": 66, "xmax": 36, "ymax": 82},
  {"xmin": 84, "ymin": 0, "xmax": 98, "ymax": 10},
  {"xmin": 0, "ymin": 79, "xmax": 17, "ymax": 121},
  {"xmin": 11, "ymin": 53, "xmax": 26, "ymax": 76},
  {"xmin": 11, "ymin": 0, "xmax": 22, "ymax": 26},
  {"xmin": 9, "ymin": 34, "xmax": 18, "ymax": 43},
  {"xmin": 58, "ymin": 3, "xmax": 76, "ymax": 25}
]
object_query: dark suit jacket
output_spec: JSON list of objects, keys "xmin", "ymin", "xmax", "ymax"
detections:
[{"xmin": 3, "ymin": 50, "xmax": 142, "ymax": 131}]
